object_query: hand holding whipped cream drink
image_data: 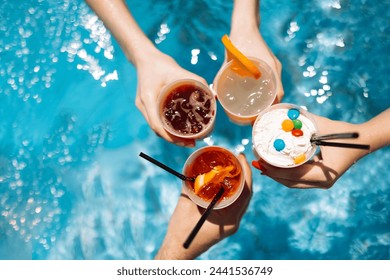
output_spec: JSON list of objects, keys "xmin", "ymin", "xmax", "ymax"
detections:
[{"xmin": 252, "ymin": 103, "xmax": 318, "ymax": 168}]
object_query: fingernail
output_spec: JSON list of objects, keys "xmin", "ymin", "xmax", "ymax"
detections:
[
  {"xmin": 251, "ymin": 160, "xmax": 267, "ymax": 173},
  {"xmin": 251, "ymin": 160, "xmax": 260, "ymax": 169}
]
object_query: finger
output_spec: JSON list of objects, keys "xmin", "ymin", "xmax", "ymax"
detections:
[
  {"xmin": 273, "ymin": 58, "xmax": 284, "ymax": 103},
  {"xmin": 237, "ymin": 153, "xmax": 252, "ymax": 192},
  {"xmin": 275, "ymin": 77, "xmax": 284, "ymax": 103},
  {"xmin": 155, "ymin": 126, "xmax": 196, "ymax": 147},
  {"xmin": 135, "ymin": 95, "xmax": 151, "ymax": 124},
  {"xmin": 229, "ymin": 153, "xmax": 253, "ymax": 219},
  {"xmin": 251, "ymin": 160, "xmax": 266, "ymax": 173},
  {"xmin": 222, "ymin": 153, "xmax": 253, "ymax": 212},
  {"xmin": 167, "ymin": 133, "xmax": 196, "ymax": 147},
  {"xmin": 268, "ymin": 176, "xmax": 333, "ymax": 189},
  {"xmin": 234, "ymin": 182, "xmax": 252, "ymax": 221},
  {"xmin": 253, "ymin": 157, "xmax": 335, "ymax": 189},
  {"xmin": 259, "ymin": 160, "xmax": 338, "ymax": 185},
  {"xmin": 217, "ymin": 180, "xmax": 252, "ymax": 224}
]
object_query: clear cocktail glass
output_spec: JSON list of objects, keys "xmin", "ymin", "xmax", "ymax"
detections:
[
  {"xmin": 158, "ymin": 79, "xmax": 217, "ymax": 140},
  {"xmin": 213, "ymin": 57, "xmax": 277, "ymax": 125}
]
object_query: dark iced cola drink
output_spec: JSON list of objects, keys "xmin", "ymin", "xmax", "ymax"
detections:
[{"xmin": 159, "ymin": 79, "xmax": 216, "ymax": 139}]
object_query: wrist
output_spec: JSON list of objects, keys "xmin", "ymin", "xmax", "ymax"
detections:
[
  {"xmin": 86, "ymin": 0, "xmax": 161, "ymax": 68},
  {"xmin": 155, "ymin": 239, "xmax": 195, "ymax": 260},
  {"xmin": 359, "ymin": 111, "xmax": 390, "ymax": 153},
  {"xmin": 155, "ymin": 231, "xmax": 215, "ymax": 260},
  {"xmin": 124, "ymin": 39, "xmax": 162, "ymax": 67},
  {"xmin": 229, "ymin": 24, "xmax": 262, "ymax": 46},
  {"xmin": 230, "ymin": 0, "xmax": 260, "ymax": 34}
]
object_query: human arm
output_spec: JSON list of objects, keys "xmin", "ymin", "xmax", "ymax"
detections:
[
  {"xmin": 155, "ymin": 154, "xmax": 252, "ymax": 260},
  {"xmin": 253, "ymin": 108, "xmax": 390, "ymax": 189},
  {"xmin": 84, "ymin": 0, "xmax": 207, "ymax": 147},
  {"xmin": 227, "ymin": 0, "xmax": 284, "ymax": 102}
]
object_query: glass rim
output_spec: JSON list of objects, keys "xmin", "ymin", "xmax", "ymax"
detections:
[
  {"xmin": 182, "ymin": 145, "xmax": 245, "ymax": 209},
  {"xmin": 158, "ymin": 79, "xmax": 217, "ymax": 139},
  {"xmin": 212, "ymin": 56, "xmax": 277, "ymax": 119},
  {"xmin": 252, "ymin": 103, "xmax": 319, "ymax": 168}
]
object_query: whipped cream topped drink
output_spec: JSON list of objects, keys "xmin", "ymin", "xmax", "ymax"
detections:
[
  {"xmin": 252, "ymin": 103, "xmax": 318, "ymax": 168},
  {"xmin": 159, "ymin": 79, "xmax": 216, "ymax": 139}
]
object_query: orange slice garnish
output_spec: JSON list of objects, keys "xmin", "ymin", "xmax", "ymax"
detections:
[
  {"xmin": 194, "ymin": 165, "xmax": 235, "ymax": 194},
  {"xmin": 221, "ymin": 34, "xmax": 261, "ymax": 79}
]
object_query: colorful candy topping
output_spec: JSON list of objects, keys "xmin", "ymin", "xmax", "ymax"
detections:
[
  {"xmin": 281, "ymin": 109, "xmax": 304, "ymax": 136},
  {"xmin": 294, "ymin": 154, "xmax": 306, "ymax": 165},
  {"xmin": 282, "ymin": 119, "xmax": 294, "ymax": 132},
  {"xmin": 273, "ymin": 139, "xmax": 286, "ymax": 151},
  {"xmin": 272, "ymin": 107, "xmax": 310, "ymax": 165},
  {"xmin": 288, "ymin": 108, "xmax": 300, "ymax": 120},
  {"xmin": 292, "ymin": 129, "xmax": 304, "ymax": 137},
  {"xmin": 292, "ymin": 119, "xmax": 302, "ymax": 130}
]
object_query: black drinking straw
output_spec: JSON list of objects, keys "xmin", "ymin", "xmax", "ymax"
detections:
[
  {"xmin": 311, "ymin": 132, "xmax": 359, "ymax": 142},
  {"xmin": 139, "ymin": 152, "xmax": 194, "ymax": 181},
  {"xmin": 183, "ymin": 187, "xmax": 225, "ymax": 249},
  {"xmin": 310, "ymin": 132, "xmax": 370, "ymax": 150},
  {"xmin": 312, "ymin": 141, "xmax": 370, "ymax": 150}
]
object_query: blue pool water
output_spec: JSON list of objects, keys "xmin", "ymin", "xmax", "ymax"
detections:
[{"xmin": 0, "ymin": 0, "xmax": 389, "ymax": 260}]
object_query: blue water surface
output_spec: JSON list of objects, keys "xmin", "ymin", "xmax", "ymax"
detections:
[{"xmin": 0, "ymin": 0, "xmax": 389, "ymax": 260}]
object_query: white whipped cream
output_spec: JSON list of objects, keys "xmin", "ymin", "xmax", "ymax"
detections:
[{"xmin": 253, "ymin": 107, "xmax": 317, "ymax": 167}]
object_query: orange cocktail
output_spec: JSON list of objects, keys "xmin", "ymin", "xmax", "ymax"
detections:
[{"xmin": 183, "ymin": 146, "xmax": 244, "ymax": 209}]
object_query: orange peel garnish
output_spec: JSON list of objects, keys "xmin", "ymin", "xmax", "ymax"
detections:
[
  {"xmin": 194, "ymin": 165, "xmax": 235, "ymax": 194},
  {"xmin": 221, "ymin": 34, "xmax": 261, "ymax": 79}
]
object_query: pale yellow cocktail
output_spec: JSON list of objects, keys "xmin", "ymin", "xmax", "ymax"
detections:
[{"xmin": 213, "ymin": 57, "xmax": 277, "ymax": 124}]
